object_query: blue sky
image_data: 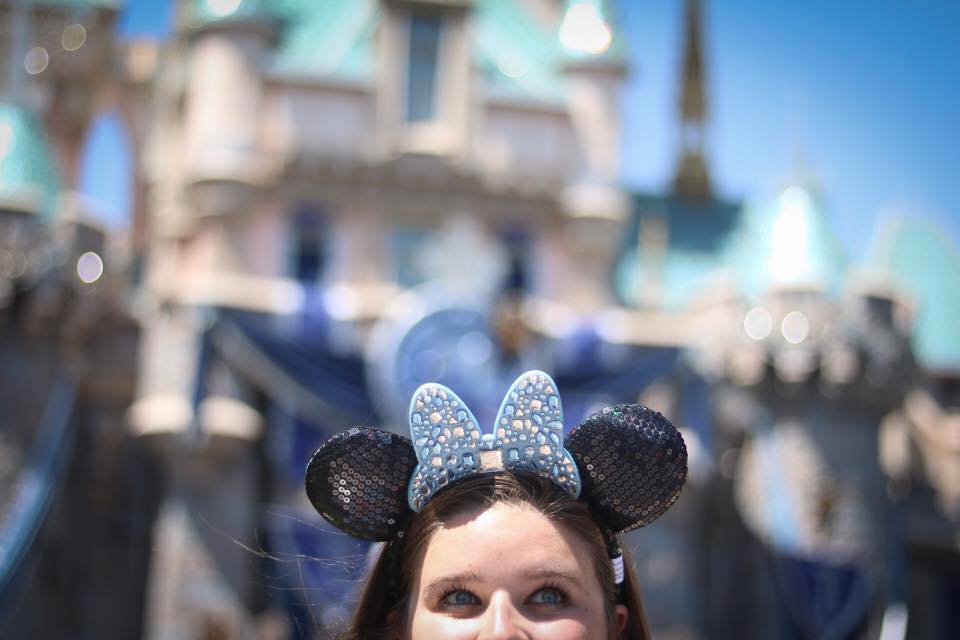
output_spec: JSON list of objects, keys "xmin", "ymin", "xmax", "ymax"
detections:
[
  {"xmin": 618, "ymin": 0, "xmax": 960, "ymax": 261},
  {"xmin": 84, "ymin": 0, "xmax": 959, "ymax": 263}
]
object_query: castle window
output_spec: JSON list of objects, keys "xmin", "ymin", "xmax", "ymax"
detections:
[
  {"xmin": 405, "ymin": 9, "xmax": 443, "ymax": 123},
  {"xmin": 391, "ymin": 225, "xmax": 426, "ymax": 287},
  {"xmin": 292, "ymin": 206, "xmax": 327, "ymax": 285},
  {"xmin": 379, "ymin": 0, "xmax": 469, "ymax": 155}
]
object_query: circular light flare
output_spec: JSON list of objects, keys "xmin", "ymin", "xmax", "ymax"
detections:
[
  {"xmin": 743, "ymin": 307, "xmax": 773, "ymax": 341},
  {"xmin": 719, "ymin": 448, "xmax": 739, "ymax": 479},
  {"xmin": 2, "ymin": 249, "xmax": 28, "ymax": 279},
  {"xmin": 76, "ymin": 251, "xmax": 104, "ymax": 284},
  {"xmin": 496, "ymin": 51, "xmax": 530, "ymax": 79},
  {"xmin": 781, "ymin": 310, "xmax": 809, "ymax": 344},
  {"xmin": 559, "ymin": 3, "xmax": 612, "ymax": 55},
  {"xmin": 205, "ymin": 0, "xmax": 243, "ymax": 18},
  {"xmin": 24, "ymin": 46, "xmax": 49, "ymax": 75},
  {"xmin": 61, "ymin": 24, "xmax": 87, "ymax": 52},
  {"xmin": 457, "ymin": 330, "xmax": 493, "ymax": 366}
]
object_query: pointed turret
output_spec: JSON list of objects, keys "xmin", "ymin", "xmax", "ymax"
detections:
[
  {"xmin": 556, "ymin": 0, "xmax": 630, "ymax": 311},
  {"xmin": 725, "ymin": 185, "xmax": 846, "ymax": 299},
  {"xmin": 672, "ymin": 0, "xmax": 711, "ymax": 200}
]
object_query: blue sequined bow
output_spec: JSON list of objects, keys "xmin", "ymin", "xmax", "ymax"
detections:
[{"xmin": 407, "ymin": 370, "xmax": 582, "ymax": 511}]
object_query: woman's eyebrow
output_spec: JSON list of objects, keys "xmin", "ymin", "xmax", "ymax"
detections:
[
  {"xmin": 517, "ymin": 567, "xmax": 581, "ymax": 584},
  {"xmin": 424, "ymin": 569, "xmax": 483, "ymax": 595}
]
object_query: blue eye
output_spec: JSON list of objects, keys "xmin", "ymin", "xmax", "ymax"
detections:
[
  {"xmin": 529, "ymin": 587, "xmax": 566, "ymax": 606},
  {"xmin": 442, "ymin": 590, "xmax": 480, "ymax": 607}
]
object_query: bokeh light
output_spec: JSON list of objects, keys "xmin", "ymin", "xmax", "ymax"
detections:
[
  {"xmin": 559, "ymin": 2, "xmax": 613, "ymax": 54},
  {"xmin": 781, "ymin": 310, "xmax": 809, "ymax": 344},
  {"xmin": 61, "ymin": 24, "xmax": 87, "ymax": 52},
  {"xmin": 24, "ymin": 46, "xmax": 49, "ymax": 75},
  {"xmin": 76, "ymin": 251, "xmax": 104, "ymax": 284},
  {"xmin": 744, "ymin": 307, "xmax": 773, "ymax": 341},
  {"xmin": 204, "ymin": 0, "xmax": 243, "ymax": 19},
  {"xmin": 496, "ymin": 51, "xmax": 530, "ymax": 79}
]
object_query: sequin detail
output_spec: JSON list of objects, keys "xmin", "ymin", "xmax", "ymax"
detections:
[
  {"xmin": 304, "ymin": 385, "xmax": 687, "ymax": 542},
  {"xmin": 305, "ymin": 427, "xmax": 415, "ymax": 541},
  {"xmin": 407, "ymin": 371, "xmax": 582, "ymax": 511},
  {"xmin": 567, "ymin": 404, "xmax": 687, "ymax": 532}
]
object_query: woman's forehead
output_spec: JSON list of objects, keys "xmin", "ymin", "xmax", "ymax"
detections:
[{"xmin": 421, "ymin": 502, "xmax": 594, "ymax": 578}]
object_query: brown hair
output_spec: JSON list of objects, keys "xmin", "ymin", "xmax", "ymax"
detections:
[{"xmin": 340, "ymin": 472, "xmax": 651, "ymax": 639}]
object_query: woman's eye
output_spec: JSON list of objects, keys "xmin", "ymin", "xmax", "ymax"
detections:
[
  {"xmin": 442, "ymin": 590, "xmax": 480, "ymax": 607},
  {"xmin": 529, "ymin": 587, "xmax": 566, "ymax": 606}
]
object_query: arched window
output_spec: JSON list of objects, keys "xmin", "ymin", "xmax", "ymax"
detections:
[{"xmin": 78, "ymin": 110, "xmax": 133, "ymax": 229}]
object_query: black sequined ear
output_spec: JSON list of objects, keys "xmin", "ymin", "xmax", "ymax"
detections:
[
  {"xmin": 305, "ymin": 427, "xmax": 416, "ymax": 541},
  {"xmin": 566, "ymin": 404, "xmax": 687, "ymax": 533}
]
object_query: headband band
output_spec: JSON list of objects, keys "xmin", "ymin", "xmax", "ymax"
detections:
[{"xmin": 305, "ymin": 371, "xmax": 687, "ymax": 543}]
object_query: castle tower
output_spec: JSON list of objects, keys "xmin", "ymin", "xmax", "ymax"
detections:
[
  {"xmin": 552, "ymin": 0, "xmax": 629, "ymax": 312},
  {"xmin": 672, "ymin": 0, "xmax": 711, "ymax": 200}
]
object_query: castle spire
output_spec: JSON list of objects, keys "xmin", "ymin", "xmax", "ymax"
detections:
[{"xmin": 672, "ymin": 0, "xmax": 712, "ymax": 200}]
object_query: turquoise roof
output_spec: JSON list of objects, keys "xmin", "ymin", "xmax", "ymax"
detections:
[
  {"xmin": 190, "ymin": 0, "xmax": 267, "ymax": 25},
  {"xmin": 191, "ymin": 0, "xmax": 625, "ymax": 104},
  {"xmin": 271, "ymin": 0, "xmax": 378, "ymax": 80},
  {"xmin": 269, "ymin": 0, "xmax": 579, "ymax": 100},
  {"xmin": 473, "ymin": 0, "xmax": 568, "ymax": 104},
  {"xmin": 0, "ymin": 103, "xmax": 61, "ymax": 220},
  {"xmin": 723, "ymin": 187, "xmax": 846, "ymax": 299},
  {"xmin": 867, "ymin": 218, "xmax": 960, "ymax": 373},
  {"xmin": 616, "ymin": 193, "xmax": 741, "ymax": 310}
]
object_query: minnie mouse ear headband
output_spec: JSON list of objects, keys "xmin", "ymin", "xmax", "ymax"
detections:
[{"xmin": 306, "ymin": 371, "xmax": 686, "ymax": 578}]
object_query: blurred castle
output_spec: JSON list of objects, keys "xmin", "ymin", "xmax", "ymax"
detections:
[{"xmin": 1, "ymin": 0, "xmax": 959, "ymax": 638}]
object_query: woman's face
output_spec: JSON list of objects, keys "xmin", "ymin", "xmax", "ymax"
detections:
[{"xmin": 405, "ymin": 501, "xmax": 628, "ymax": 639}]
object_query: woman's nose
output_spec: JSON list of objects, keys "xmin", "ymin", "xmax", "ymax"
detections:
[{"xmin": 478, "ymin": 591, "xmax": 528, "ymax": 640}]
